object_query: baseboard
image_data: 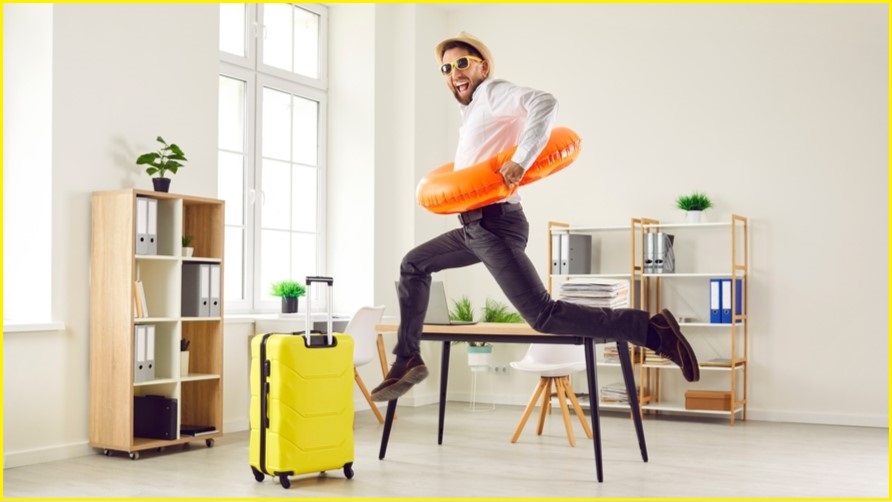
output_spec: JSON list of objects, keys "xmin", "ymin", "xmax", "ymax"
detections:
[
  {"xmin": 4, "ymin": 441, "xmax": 95, "ymax": 469},
  {"xmin": 745, "ymin": 409, "xmax": 888, "ymax": 428}
]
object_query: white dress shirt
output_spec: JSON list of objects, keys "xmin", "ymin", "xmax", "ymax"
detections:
[{"xmin": 453, "ymin": 78, "xmax": 559, "ymax": 204}]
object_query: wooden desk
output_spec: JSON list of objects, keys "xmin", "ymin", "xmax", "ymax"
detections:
[{"xmin": 375, "ymin": 322, "xmax": 648, "ymax": 482}]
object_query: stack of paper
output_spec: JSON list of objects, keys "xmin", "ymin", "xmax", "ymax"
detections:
[
  {"xmin": 600, "ymin": 382, "xmax": 629, "ymax": 404},
  {"xmin": 559, "ymin": 278, "xmax": 630, "ymax": 308}
]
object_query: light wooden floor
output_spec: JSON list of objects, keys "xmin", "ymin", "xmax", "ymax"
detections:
[{"xmin": 3, "ymin": 403, "xmax": 888, "ymax": 499}]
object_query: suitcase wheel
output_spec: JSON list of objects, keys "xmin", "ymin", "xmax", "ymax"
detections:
[
  {"xmin": 278, "ymin": 474, "xmax": 291, "ymax": 489},
  {"xmin": 344, "ymin": 463, "xmax": 354, "ymax": 479},
  {"xmin": 251, "ymin": 467, "xmax": 265, "ymax": 482}
]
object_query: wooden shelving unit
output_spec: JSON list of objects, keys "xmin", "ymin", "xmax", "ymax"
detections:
[
  {"xmin": 89, "ymin": 189, "xmax": 225, "ymax": 458},
  {"xmin": 547, "ymin": 215, "xmax": 749, "ymax": 424}
]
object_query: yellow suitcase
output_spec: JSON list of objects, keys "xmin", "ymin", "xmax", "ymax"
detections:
[{"xmin": 249, "ymin": 277, "xmax": 355, "ymax": 489}]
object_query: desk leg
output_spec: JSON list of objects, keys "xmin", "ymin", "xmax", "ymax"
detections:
[
  {"xmin": 438, "ymin": 340, "xmax": 451, "ymax": 445},
  {"xmin": 584, "ymin": 339, "xmax": 604, "ymax": 482},
  {"xmin": 378, "ymin": 399, "xmax": 399, "ymax": 460},
  {"xmin": 617, "ymin": 341, "xmax": 648, "ymax": 462}
]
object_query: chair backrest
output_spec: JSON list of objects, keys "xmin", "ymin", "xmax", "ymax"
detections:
[
  {"xmin": 511, "ymin": 343, "xmax": 587, "ymax": 377},
  {"xmin": 344, "ymin": 305, "xmax": 386, "ymax": 367}
]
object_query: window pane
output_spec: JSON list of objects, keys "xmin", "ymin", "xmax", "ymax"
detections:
[
  {"xmin": 219, "ymin": 3, "xmax": 246, "ymax": 57},
  {"xmin": 218, "ymin": 151, "xmax": 244, "ymax": 224},
  {"xmin": 219, "ymin": 76, "xmax": 245, "ymax": 152},
  {"xmin": 262, "ymin": 4, "xmax": 319, "ymax": 80},
  {"xmin": 291, "ymin": 165, "xmax": 316, "ymax": 233},
  {"xmin": 262, "ymin": 87, "xmax": 291, "ymax": 161},
  {"xmin": 292, "ymin": 6, "xmax": 319, "ymax": 79},
  {"xmin": 261, "ymin": 158, "xmax": 291, "ymax": 230},
  {"xmin": 260, "ymin": 229, "xmax": 290, "ymax": 301},
  {"xmin": 262, "ymin": 3, "xmax": 292, "ymax": 72},
  {"xmin": 224, "ymin": 226, "xmax": 244, "ymax": 301},
  {"xmin": 291, "ymin": 232, "xmax": 316, "ymax": 291},
  {"xmin": 291, "ymin": 96, "xmax": 318, "ymax": 166}
]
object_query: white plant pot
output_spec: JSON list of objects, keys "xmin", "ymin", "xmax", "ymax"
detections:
[
  {"xmin": 467, "ymin": 345, "xmax": 493, "ymax": 371},
  {"xmin": 180, "ymin": 351, "xmax": 190, "ymax": 377},
  {"xmin": 182, "ymin": 247, "xmax": 194, "ymax": 257},
  {"xmin": 685, "ymin": 210, "xmax": 703, "ymax": 223}
]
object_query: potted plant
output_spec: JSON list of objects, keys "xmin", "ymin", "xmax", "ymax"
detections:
[
  {"xmin": 180, "ymin": 338, "xmax": 191, "ymax": 377},
  {"xmin": 136, "ymin": 136, "xmax": 188, "ymax": 193},
  {"xmin": 676, "ymin": 191, "xmax": 713, "ymax": 223},
  {"xmin": 270, "ymin": 279, "xmax": 306, "ymax": 314},
  {"xmin": 450, "ymin": 296, "xmax": 524, "ymax": 369},
  {"xmin": 181, "ymin": 235, "xmax": 194, "ymax": 257}
]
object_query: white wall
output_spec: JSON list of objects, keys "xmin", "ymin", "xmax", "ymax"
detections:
[
  {"xmin": 3, "ymin": 3, "xmax": 887, "ymax": 468},
  {"xmin": 418, "ymin": 3, "xmax": 889, "ymax": 424}
]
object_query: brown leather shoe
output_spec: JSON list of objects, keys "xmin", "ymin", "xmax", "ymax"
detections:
[
  {"xmin": 649, "ymin": 309, "xmax": 700, "ymax": 382},
  {"xmin": 370, "ymin": 354, "xmax": 429, "ymax": 402}
]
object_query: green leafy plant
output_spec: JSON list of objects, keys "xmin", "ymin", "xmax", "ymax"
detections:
[
  {"xmin": 136, "ymin": 136, "xmax": 188, "ymax": 178},
  {"xmin": 269, "ymin": 279, "xmax": 306, "ymax": 299},
  {"xmin": 675, "ymin": 192, "xmax": 713, "ymax": 211},
  {"xmin": 482, "ymin": 298, "xmax": 524, "ymax": 323},
  {"xmin": 449, "ymin": 296, "xmax": 523, "ymax": 347},
  {"xmin": 182, "ymin": 235, "xmax": 194, "ymax": 247},
  {"xmin": 449, "ymin": 295, "xmax": 475, "ymax": 322}
]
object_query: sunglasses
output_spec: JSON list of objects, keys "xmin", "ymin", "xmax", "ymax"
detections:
[{"xmin": 440, "ymin": 55, "xmax": 483, "ymax": 75}]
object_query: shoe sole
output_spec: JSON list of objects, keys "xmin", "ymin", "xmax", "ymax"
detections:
[
  {"xmin": 660, "ymin": 309, "xmax": 700, "ymax": 382},
  {"xmin": 370, "ymin": 365, "xmax": 430, "ymax": 402}
]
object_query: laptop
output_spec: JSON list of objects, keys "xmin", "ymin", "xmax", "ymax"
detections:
[{"xmin": 394, "ymin": 281, "xmax": 477, "ymax": 326}]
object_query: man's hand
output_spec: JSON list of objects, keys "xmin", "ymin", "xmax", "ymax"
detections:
[{"xmin": 499, "ymin": 161, "xmax": 525, "ymax": 188}]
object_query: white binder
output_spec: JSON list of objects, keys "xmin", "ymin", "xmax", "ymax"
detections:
[
  {"xmin": 145, "ymin": 324, "xmax": 156, "ymax": 381},
  {"xmin": 199, "ymin": 264, "xmax": 211, "ymax": 317},
  {"xmin": 134, "ymin": 325, "xmax": 145, "ymax": 382},
  {"xmin": 209, "ymin": 264, "xmax": 221, "ymax": 317},
  {"xmin": 146, "ymin": 198, "xmax": 158, "ymax": 255},
  {"xmin": 136, "ymin": 197, "xmax": 149, "ymax": 255}
]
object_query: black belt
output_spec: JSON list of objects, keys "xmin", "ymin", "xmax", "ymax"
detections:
[{"xmin": 458, "ymin": 203, "xmax": 523, "ymax": 225}]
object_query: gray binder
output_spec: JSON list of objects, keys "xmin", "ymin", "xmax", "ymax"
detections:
[
  {"xmin": 182, "ymin": 263, "xmax": 210, "ymax": 317},
  {"xmin": 133, "ymin": 324, "xmax": 155, "ymax": 382},
  {"xmin": 654, "ymin": 233, "xmax": 675, "ymax": 274},
  {"xmin": 560, "ymin": 234, "xmax": 592, "ymax": 275}
]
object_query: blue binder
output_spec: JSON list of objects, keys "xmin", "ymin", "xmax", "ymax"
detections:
[
  {"xmin": 721, "ymin": 278, "xmax": 743, "ymax": 324},
  {"xmin": 709, "ymin": 278, "xmax": 722, "ymax": 323}
]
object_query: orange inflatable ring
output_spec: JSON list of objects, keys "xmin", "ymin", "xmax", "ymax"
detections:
[{"xmin": 416, "ymin": 127, "xmax": 582, "ymax": 214}]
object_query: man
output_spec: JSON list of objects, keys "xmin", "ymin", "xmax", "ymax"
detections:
[{"xmin": 370, "ymin": 32, "xmax": 699, "ymax": 402}]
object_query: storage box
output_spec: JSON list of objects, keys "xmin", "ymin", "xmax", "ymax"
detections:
[{"xmin": 684, "ymin": 390, "xmax": 731, "ymax": 411}]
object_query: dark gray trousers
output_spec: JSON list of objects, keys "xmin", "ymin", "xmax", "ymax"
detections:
[{"xmin": 393, "ymin": 204, "xmax": 649, "ymax": 358}]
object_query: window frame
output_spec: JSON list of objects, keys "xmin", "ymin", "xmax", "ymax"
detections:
[{"xmin": 218, "ymin": 3, "xmax": 328, "ymax": 314}]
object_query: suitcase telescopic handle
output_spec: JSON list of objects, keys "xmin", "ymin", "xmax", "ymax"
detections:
[
  {"xmin": 306, "ymin": 276, "xmax": 333, "ymax": 286},
  {"xmin": 305, "ymin": 276, "xmax": 334, "ymax": 346}
]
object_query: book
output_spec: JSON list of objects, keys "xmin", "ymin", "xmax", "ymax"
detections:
[
  {"xmin": 701, "ymin": 358, "xmax": 732, "ymax": 367},
  {"xmin": 180, "ymin": 424, "xmax": 216, "ymax": 436},
  {"xmin": 135, "ymin": 280, "xmax": 149, "ymax": 318},
  {"xmin": 133, "ymin": 281, "xmax": 146, "ymax": 318}
]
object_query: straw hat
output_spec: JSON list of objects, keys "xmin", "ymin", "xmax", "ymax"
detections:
[{"xmin": 434, "ymin": 31, "xmax": 494, "ymax": 75}]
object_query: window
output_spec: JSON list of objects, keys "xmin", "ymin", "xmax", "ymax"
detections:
[{"xmin": 218, "ymin": 3, "xmax": 328, "ymax": 313}]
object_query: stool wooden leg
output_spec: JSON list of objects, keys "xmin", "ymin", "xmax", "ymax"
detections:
[
  {"xmin": 511, "ymin": 377, "xmax": 548, "ymax": 443},
  {"xmin": 565, "ymin": 376, "xmax": 593, "ymax": 439},
  {"xmin": 355, "ymin": 368, "xmax": 384, "ymax": 424},
  {"xmin": 536, "ymin": 378, "xmax": 554, "ymax": 436},
  {"xmin": 555, "ymin": 376, "xmax": 577, "ymax": 446}
]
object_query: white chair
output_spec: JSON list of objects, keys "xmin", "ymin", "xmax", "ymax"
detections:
[
  {"xmin": 344, "ymin": 305, "xmax": 387, "ymax": 424},
  {"xmin": 510, "ymin": 343, "xmax": 593, "ymax": 446}
]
